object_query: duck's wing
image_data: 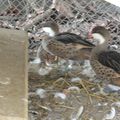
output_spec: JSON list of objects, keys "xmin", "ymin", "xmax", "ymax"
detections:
[
  {"xmin": 98, "ymin": 51, "xmax": 120, "ymax": 73},
  {"xmin": 55, "ymin": 32, "xmax": 95, "ymax": 47}
]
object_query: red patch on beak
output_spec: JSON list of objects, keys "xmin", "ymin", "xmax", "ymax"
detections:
[{"xmin": 88, "ymin": 32, "xmax": 93, "ymax": 39}]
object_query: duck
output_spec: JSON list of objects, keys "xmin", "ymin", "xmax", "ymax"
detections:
[
  {"xmin": 38, "ymin": 21, "xmax": 95, "ymax": 61},
  {"xmin": 89, "ymin": 26, "xmax": 120, "ymax": 86}
]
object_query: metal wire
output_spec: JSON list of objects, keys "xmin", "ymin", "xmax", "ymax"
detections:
[{"xmin": 0, "ymin": 0, "xmax": 120, "ymax": 51}]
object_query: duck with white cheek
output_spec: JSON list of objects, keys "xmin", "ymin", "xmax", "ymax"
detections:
[
  {"xmin": 89, "ymin": 26, "xmax": 120, "ymax": 86},
  {"xmin": 39, "ymin": 21, "xmax": 95, "ymax": 61}
]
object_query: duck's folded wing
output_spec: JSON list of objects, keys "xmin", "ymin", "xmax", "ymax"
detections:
[
  {"xmin": 55, "ymin": 32, "xmax": 95, "ymax": 47},
  {"xmin": 98, "ymin": 51, "xmax": 120, "ymax": 73}
]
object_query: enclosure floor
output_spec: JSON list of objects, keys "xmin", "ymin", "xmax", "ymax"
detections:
[{"xmin": 28, "ymin": 64, "xmax": 120, "ymax": 120}]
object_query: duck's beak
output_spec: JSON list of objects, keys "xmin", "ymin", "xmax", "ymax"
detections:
[{"xmin": 87, "ymin": 32, "xmax": 93, "ymax": 39}]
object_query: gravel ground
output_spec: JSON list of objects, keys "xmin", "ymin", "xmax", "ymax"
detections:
[{"xmin": 28, "ymin": 61, "xmax": 120, "ymax": 120}]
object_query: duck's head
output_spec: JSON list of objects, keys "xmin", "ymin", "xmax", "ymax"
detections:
[
  {"xmin": 89, "ymin": 26, "xmax": 111, "ymax": 45},
  {"xmin": 41, "ymin": 21, "xmax": 59, "ymax": 37}
]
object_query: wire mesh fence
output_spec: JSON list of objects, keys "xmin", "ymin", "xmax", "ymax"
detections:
[{"xmin": 0, "ymin": 0, "xmax": 120, "ymax": 52}]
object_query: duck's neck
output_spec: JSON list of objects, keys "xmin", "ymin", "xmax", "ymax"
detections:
[
  {"xmin": 91, "ymin": 33, "xmax": 108, "ymax": 57},
  {"xmin": 92, "ymin": 43, "xmax": 107, "ymax": 54}
]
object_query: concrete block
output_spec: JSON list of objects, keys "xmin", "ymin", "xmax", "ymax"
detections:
[{"xmin": 0, "ymin": 28, "xmax": 28, "ymax": 120}]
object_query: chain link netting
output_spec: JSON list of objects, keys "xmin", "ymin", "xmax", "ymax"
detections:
[{"xmin": 0, "ymin": 0, "xmax": 120, "ymax": 57}]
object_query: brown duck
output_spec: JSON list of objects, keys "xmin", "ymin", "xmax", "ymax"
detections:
[
  {"xmin": 39, "ymin": 21, "xmax": 95, "ymax": 61},
  {"xmin": 90, "ymin": 26, "xmax": 120, "ymax": 86}
]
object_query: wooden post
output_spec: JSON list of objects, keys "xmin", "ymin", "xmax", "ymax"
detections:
[{"xmin": 0, "ymin": 28, "xmax": 28, "ymax": 120}]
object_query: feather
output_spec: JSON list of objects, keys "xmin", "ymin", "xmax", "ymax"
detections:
[
  {"xmin": 55, "ymin": 32, "xmax": 95, "ymax": 47},
  {"xmin": 98, "ymin": 51, "xmax": 120, "ymax": 73}
]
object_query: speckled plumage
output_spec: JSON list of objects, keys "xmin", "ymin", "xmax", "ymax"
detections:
[
  {"xmin": 40, "ymin": 21, "xmax": 95, "ymax": 61},
  {"xmin": 90, "ymin": 26, "xmax": 120, "ymax": 86},
  {"xmin": 36, "ymin": 43, "xmax": 57, "ymax": 67},
  {"xmin": 45, "ymin": 39, "xmax": 93, "ymax": 60}
]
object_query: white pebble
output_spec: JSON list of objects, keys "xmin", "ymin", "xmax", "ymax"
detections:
[
  {"xmin": 110, "ymin": 44, "xmax": 118, "ymax": 49},
  {"xmin": 89, "ymin": 117, "xmax": 94, "ymax": 120},
  {"xmin": 102, "ymin": 107, "xmax": 116, "ymax": 120},
  {"xmin": 112, "ymin": 102, "xmax": 120, "ymax": 107},
  {"xmin": 54, "ymin": 92, "xmax": 66, "ymax": 100},
  {"xmin": 71, "ymin": 77, "xmax": 81, "ymax": 83},
  {"xmin": 68, "ymin": 86, "xmax": 80, "ymax": 92},
  {"xmin": 30, "ymin": 58, "xmax": 41, "ymax": 64},
  {"xmin": 107, "ymin": 84, "xmax": 120, "ymax": 91},
  {"xmin": 72, "ymin": 106, "xmax": 84, "ymax": 120},
  {"xmin": 38, "ymin": 67, "xmax": 52, "ymax": 75},
  {"xmin": 36, "ymin": 88, "xmax": 46, "ymax": 98},
  {"xmin": 68, "ymin": 64, "xmax": 73, "ymax": 69},
  {"xmin": 27, "ymin": 14, "xmax": 32, "ymax": 18},
  {"xmin": 97, "ymin": 103, "xmax": 102, "ymax": 106},
  {"xmin": 97, "ymin": 102, "xmax": 108, "ymax": 106}
]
